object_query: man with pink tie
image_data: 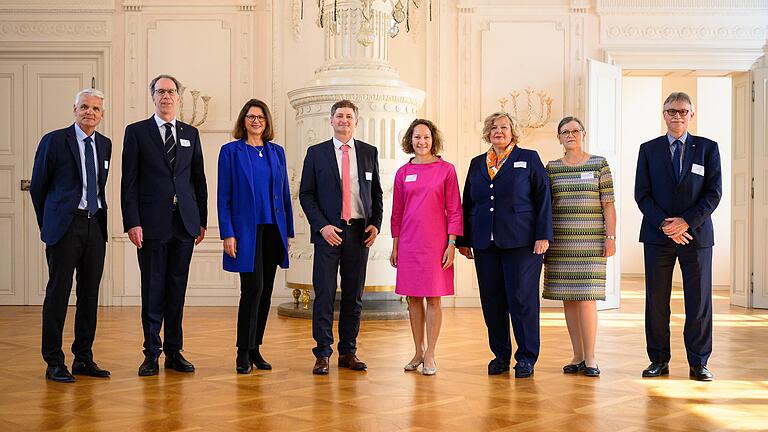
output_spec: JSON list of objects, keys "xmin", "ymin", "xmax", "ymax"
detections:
[{"xmin": 299, "ymin": 100, "xmax": 384, "ymax": 375}]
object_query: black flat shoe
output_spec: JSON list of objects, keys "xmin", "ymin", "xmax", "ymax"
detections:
[
  {"xmin": 138, "ymin": 354, "xmax": 159, "ymax": 376},
  {"xmin": 46, "ymin": 365, "xmax": 75, "ymax": 383},
  {"xmin": 72, "ymin": 360, "xmax": 111, "ymax": 378},
  {"xmin": 236, "ymin": 351, "xmax": 252, "ymax": 374},
  {"xmin": 583, "ymin": 365, "xmax": 600, "ymax": 377},
  {"xmin": 487, "ymin": 358, "xmax": 510, "ymax": 375},
  {"xmin": 689, "ymin": 365, "xmax": 713, "ymax": 381},
  {"xmin": 642, "ymin": 362, "xmax": 669, "ymax": 377},
  {"xmin": 165, "ymin": 351, "xmax": 195, "ymax": 372},
  {"xmin": 514, "ymin": 362, "xmax": 534, "ymax": 378},
  {"xmin": 250, "ymin": 350, "xmax": 272, "ymax": 370},
  {"xmin": 563, "ymin": 361, "xmax": 585, "ymax": 374}
]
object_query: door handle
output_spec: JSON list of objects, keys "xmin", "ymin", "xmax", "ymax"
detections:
[{"xmin": 20, "ymin": 179, "xmax": 31, "ymax": 191}]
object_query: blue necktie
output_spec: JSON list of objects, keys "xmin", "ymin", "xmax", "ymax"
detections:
[
  {"xmin": 672, "ymin": 140, "xmax": 682, "ymax": 183},
  {"xmin": 83, "ymin": 136, "xmax": 99, "ymax": 214}
]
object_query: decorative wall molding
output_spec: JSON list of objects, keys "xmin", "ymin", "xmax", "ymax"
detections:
[
  {"xmin": 597, "ymin": 0, "xmax": 768, "ymax": 14},
  {"xmin": 0, "ymin": 0, "xmax": 114, "ymax": 13},
  {"xmin": 0, "ymin": 20, "xmax": 111, "ymax": 42},
  {"xmin": 605, "ymin": 24, "xmax": 766, "ymax": 42}
]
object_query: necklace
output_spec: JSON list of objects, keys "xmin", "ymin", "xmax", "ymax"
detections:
[
  {"xmin": 563, "ymin": 153, "xmax": 588, "ymax": 166},
  {"xmin": 255, "ymin": 146, "xmax": 264, "ymax": 158}
]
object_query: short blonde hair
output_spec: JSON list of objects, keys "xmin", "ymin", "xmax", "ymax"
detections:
[{"xmin": 481, "ymin": 112, "xmax": 522, "ymax": 145}]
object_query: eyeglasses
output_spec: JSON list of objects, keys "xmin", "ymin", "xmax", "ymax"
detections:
[
  {"xmin": 664, "ymin": 109, "xmax": 690, "ymax": 118},
  {"xmin": 155, "ymin": 88, "xmax": 178, "ymax": 97},
  {"xmin": 558, "ymin": 129, "xmax": 583, "ymax": 137},
  {"xmin": 245, "ymin": 114, "xmax": 266, "ymax": 124}
]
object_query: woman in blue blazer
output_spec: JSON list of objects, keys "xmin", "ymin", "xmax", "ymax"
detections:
[
  {"xmin": 457, "ymin": 112, "xmax": 552, "ymax": 378},
  {"xmin": 217, "ymin": 99, "xmax": 294, "ymax": 374}
]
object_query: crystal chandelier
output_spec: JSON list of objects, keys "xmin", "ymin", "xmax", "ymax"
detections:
[{"xmin": 302, "ymin": 0, "xmax": 432, "ymax": 47}]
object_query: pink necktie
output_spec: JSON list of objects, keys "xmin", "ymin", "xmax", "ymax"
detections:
[{"xmin": 341, "ymin": 144, "xmax": 352, "ymax": 221}]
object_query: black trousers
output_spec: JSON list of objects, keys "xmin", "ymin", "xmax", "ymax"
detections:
[
  {"xmin": 473, "ymin": 244, "xmax": 543, "ymax": 365},
  {"xmin": 137, "ymin": 210, "xmax": 195, "ymax": 356},
  {"xmin": 237, "ymin": 224, "xmax": 283, "ymax": 351},
  {"xmin": 311, "ymin": 221, "xmax": 369, "ymax": 358},
  {"xmin": 42, "ymin": 212, "xmax": 106, "ymax": 367},
  {"xmin": 644, "ymin": 243, "xmax": 713, "ymax": 366}
]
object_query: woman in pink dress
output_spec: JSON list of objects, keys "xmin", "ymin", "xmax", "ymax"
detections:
[{"xmin": 389, "ymin": 119, "xmax": 463, "ymax": 376}]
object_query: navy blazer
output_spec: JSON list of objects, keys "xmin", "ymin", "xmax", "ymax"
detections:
[
  {"xmin": 217, "ymin": 140, "xmax": 294, "ymax": 271},
  {"xmin": 121, "ymin": 116, "xmax": 208, "ymax": 239},
  {"xmin": 30, "ymin": 124, "xmax": 112, "ymax": 246},
  {"xmin": 457, "ymin": 146, "xmax": 553, "ymax": 250},
  {"xmin": 634, "ymin": 134, "xmax": 722, "ymax": 247},
  {"xmin": 299, "ymin": 139, "xmax": 384, "ymax": 244}
]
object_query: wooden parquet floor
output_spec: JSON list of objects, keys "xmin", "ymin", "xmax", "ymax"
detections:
[{"xmin": 1, "ymin": 278, "xmax": 767, "ymax": 432}]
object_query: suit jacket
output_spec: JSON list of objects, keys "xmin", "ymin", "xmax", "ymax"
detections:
[
  {"xmin": 457, "ymin": 146, "xmax": 552, "ymax": 250},
  {"xmin": 30, "ymin": 124, "xmax": 111, "ymax": 246},
  {"xmin": 121, "ymin": 116, "xmax": 208, "ymax": 239},
  {"xmin": 634, "ymin": 134, "xmax": 722, "ymax": 247},
  {"xmin": 217, "ymin": 140, "xmax": 294, "ymax": 271},
  {"xmin": 299, "ymin": 139, "xmax": 383, "ymax": 244}
]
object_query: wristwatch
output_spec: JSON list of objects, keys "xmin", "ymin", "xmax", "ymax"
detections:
[{"xmin": 605, "ymin": 235, "xmax": 616, "ymax": 240}]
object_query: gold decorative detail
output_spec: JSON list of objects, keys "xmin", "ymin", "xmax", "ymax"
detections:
[
  {"xmin": 292, "ymin": 288, "xmax": 301, "ymax": 307},
  {"xmin": 177, "ymin": 86, "xmax": 211, "ymax": 128},
  {"xmin": 286, "ymin": 281, "xmax": 396, "ymax": 293},
  {"xmin": 300, "ymin": 289, "xmax": 311, "ymax": 310},
  {"xmin": 499, "ymin": 88, "xmax": 553, "ymax": 130}
]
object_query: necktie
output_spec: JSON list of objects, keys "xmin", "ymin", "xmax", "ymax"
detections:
[
  {"xmin": 164, "ymin": 122, "xmax": 176, "ymax": 169},
  {"xmin": 672, "ymin": 140, "xmax": 682, "ymax": 183},
  {"xmin": 83, "ymin": 136, "xmax": 99, "ymax": 214},
  {"xmin": 341, "ymin": 144, "xmax": 351, "ymax": 221}
]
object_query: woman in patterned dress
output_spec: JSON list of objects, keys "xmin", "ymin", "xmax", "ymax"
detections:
[
  {"xmin": 543, "ymin": 116, "xmax": 616, "ymax": 377},
  {"xmin": 389, "ymin": 119, "xmax": 463, "ymax": 376}
]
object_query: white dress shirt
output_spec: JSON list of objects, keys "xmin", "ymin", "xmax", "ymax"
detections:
[
  {"xmin": 73, "ymin": 123, "xmax": 102, "ymax": 210},
  {"xmin": 154, "ymin": 114, "xmax": 177, "ymax": 143},
  {"xmin": 332, "ymin": 136, "xmax": 365, "ymax": 220}
]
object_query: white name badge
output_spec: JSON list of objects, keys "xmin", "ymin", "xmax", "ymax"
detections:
[
  {"xmin": 580, "ymin": 172, "xmax": 594, "ymax": 180},
  {"xmin": 180, "ymin": 139, "xmax": 191, "ymax": 147},
  {"xmin": 104, "ymin": 160, "xmax": 109, "ymax": 170},
  {"xmin": 365, "ymin": 171, "xmax": 373, "ymax": 181},
  {"xmin": 692, "ymin": 163, "xmax": 705, "ymax": 176},
  {"xmin": 513, "ymin": 161, "xmax": 527, "ymax": 168},
  {"xmin": 405, "ymin": 174, "xmax": 417, "ymax": 182}
]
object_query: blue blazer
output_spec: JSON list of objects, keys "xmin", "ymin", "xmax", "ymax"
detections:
[
  {"xmin": 457, "ymin": 146, "xmax": 553, "ymax": 250},
  {"xmin": 298, "ymin": 139, "xmax": 384, "ymax": 244},
  {"xmin": 217, "ymin": 140, "xmax": 294, "ymax": 271},
  {"xmin": 30, "ymin": 124, "xmax": 112, "ymax": 246},
  {"xmin": 634, "ymin": 134, "xmax": 722, "ymax": 247},
  {"xmin": 121, "ymin": 116, "xmax": 208, "ymax": 239}
]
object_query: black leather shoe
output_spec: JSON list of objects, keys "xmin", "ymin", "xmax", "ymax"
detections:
[
  {"xmin": 72, "ymin": 360, "xmax": 111, "ymax": 378},
  {"xmin": 165, "ymin": 351, "xmax": 195, "ymax": 372},
  {"xmin": 563, "ymin": 361, "xmax": 585, "ymax": 374},
  {"xmin": 583, "ymin": 365, "xmax": 600, "ymax": 377},
  {"xmin": 138, "ymin": 354, "xmax": 159, "ymax": 376},
  {"xmin": 46, "ymin": 364, "xmax": 75, "ymax": 383},
  {"xmin": 642, "ymin": 362, "xmax": 669, "ymax": 377},
  {"xmin": 313, "ymin": 357, "xmax": 330, "ymax": 375},
  {"xmin": 488, "ymin": 358, "xmax": 510, "ymax": 375},
  {"xmin": 338, "ymin": 354, "xmax": 367, "ymax": 371},
  {"xmin": 236, "ymin": 351, "xmax": 252, "ymax": 374},
  {"xmin": 514, "ymin": 362, "xmax": 534, "ymax": 378},
  {"xmin": 250, "ymin": 350, "xmax": 272, "ymax": 370},
  {"xmin": 689, "ymin": 365, "xmax": 713, "ymax": 381}
]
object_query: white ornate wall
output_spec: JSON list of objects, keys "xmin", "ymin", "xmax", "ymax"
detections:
[{"xmin": 1, "ymin": 0, "xmax": 766, "ymax": 306}]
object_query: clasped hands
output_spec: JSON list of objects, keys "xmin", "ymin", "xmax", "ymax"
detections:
[
  {"xmin": 662, "ymin": 217, "xmax": 692, "ymax": 245},
  {"xmin": 320, "ymin": 224, "xmax": 378, "ymax": 247}
]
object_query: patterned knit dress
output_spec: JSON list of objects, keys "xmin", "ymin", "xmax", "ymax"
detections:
[{"xmin": 543, "ymin": 155, "xmax": 614, "ymax": 301}]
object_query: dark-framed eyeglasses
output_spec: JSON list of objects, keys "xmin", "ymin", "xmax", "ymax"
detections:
[
  {"xmin": 245, "ymin": 114, "xmax": 266, "ymax": 124},
  {"xmin": 154, "ymin": 88, "xmax": 178, "ymax": 97},
  {"xmin": 558, "ymin": 129, "xmax": 583, "ymax": 137},
  {"xmin": 664, "ymin": 109, "xmax": 690, "ymax": 118}
]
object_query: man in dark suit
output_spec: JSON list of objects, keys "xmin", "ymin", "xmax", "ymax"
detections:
[
  {"xmin": 635, "ymin": 92, "xmax": 722, "ymax": 381},
  {"xmin": 30, "ymin": 88, "xmax": 112, "ymax": 382},
  {"xmin": 121, "ymin": 74, "xmax": 208, "ymax": 376},
  {"xmin": 299, "ymin": 99, "xmax": 383, "ymax": 375}
]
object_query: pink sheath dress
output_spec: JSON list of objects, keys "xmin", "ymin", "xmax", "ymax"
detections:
[{"xmin": 391, "ymin": 158, "xmax": 463, "ymax": 297}]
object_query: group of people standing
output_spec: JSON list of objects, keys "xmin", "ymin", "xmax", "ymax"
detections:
[{"xmin": 30, "ymin": 74, "xmax": 720, "ymax": 385}]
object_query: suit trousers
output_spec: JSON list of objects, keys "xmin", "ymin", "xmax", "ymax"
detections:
[
  {"xmin": 42, "ymin": 212, "xmax": 105, "ymax": 366},
  {"xmin": 311, "ymin": 221, "xmax": 369, "ymax": 358},
  {"xmin": 137, "ymin": 209, "xmax": 195, "ymax": 356},
  {"xmin": 237, "ymin": 224, "xmax": 283, "ymax": 351},
  {"xmin": 644, "ymin": 243, "xmax": 713, "ymax": 366},
  {"xmin": 473, "ymin": 244, "xmax": 543, "ymax": 365}
]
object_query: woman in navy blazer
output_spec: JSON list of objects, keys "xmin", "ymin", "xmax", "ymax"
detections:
[
  {"xmin": 217, "ymin": 99, "xmax": 294, "ymax": 374},
  {"xmin": 457, "ymin": 112, "xmax": 552, "ymax": 378}
]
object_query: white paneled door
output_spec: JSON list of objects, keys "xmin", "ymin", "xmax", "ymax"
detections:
[
  {"xmin": 586, "ymin": 59, "xmax": 622, "ymax": 310},
  {"xmin": 731, "ymin": 72, "xmax": 752, "ymax": 308},
  {"xmin": 753, "ymin": 59, "xmax": 768, "ymax": 309},
  {"xmin": 0, "ymin": 57, "xmax": 98, "ymax": 305}
]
